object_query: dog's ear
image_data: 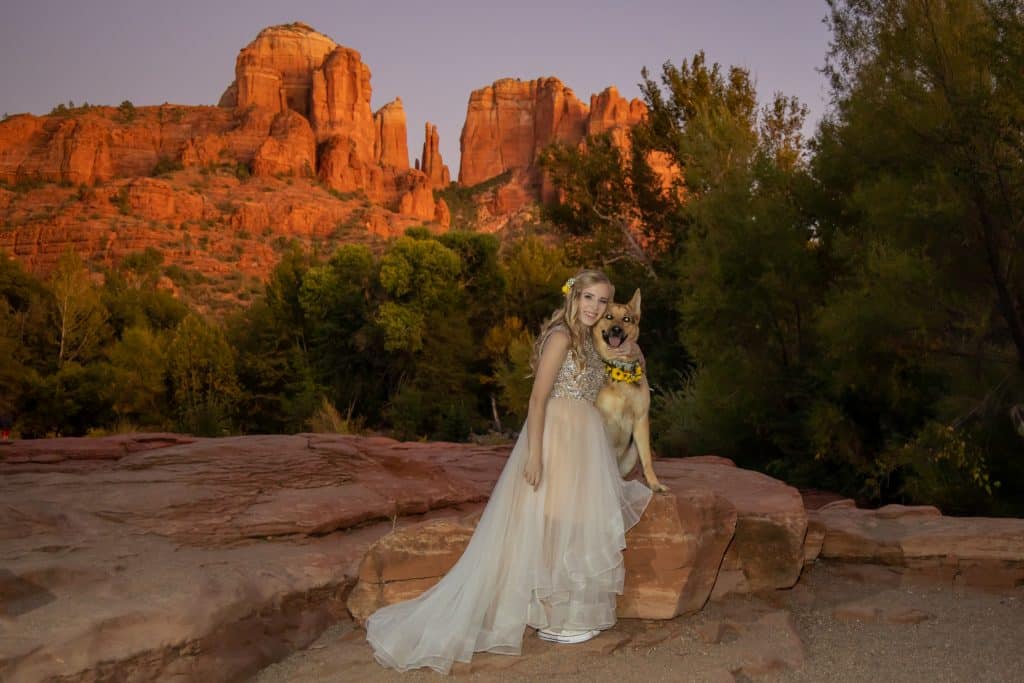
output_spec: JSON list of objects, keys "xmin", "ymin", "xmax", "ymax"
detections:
[{"xmin": 629, "ymin": 288, "xmax": 642, "ymax": 319}]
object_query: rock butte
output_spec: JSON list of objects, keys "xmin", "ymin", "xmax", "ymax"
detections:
[{"xmin": 2, "ymin": 433, "xmax": 1022, "ymax": 681}]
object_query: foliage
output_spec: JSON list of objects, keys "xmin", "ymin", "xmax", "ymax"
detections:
[
  {"xmin": 103, "ymin": 326, "xmax": 170, "ymax": 427},
  {"xmin": 49, "ymin": 250, "xmax": 109, "ymax": 368},
  {"xmin": 166, "ymin": 314, "xmax": 239, "ymax": 435},
  {"xmin": 117, "ymin": 100, "xmax": 138, "ymax": 123},
  {"xmin": 151, "ymin": 157, "xmax": 183, "ymax": 177}
]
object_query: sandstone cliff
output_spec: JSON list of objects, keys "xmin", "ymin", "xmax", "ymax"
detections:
[{"xmin": 458, "ymin": 78, "xmax": 646, "ymax": 187}]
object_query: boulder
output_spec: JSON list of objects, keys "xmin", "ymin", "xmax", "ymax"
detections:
[
  {"xmin": 618, "ymin": 489, "xmax": 736, "ymax": 618},
  {"xmin": 813, "ymin": 500, "xmax": 1024, "ymax": 587},
  {"xmin": 347, "ymin": 516, "xmax": 478, "ymax": 624},
  {"xmin": 653, "ymin": 458, "xmax": 809, "ymax": 597}
]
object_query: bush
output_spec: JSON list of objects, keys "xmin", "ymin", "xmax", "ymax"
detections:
[
  {"xmin": 307, "ymin": 396, "xmax": 362, "ymax": 434},
  {"xmin": 151, "ymin": 157, "xmax": 183, "ymax": 177},
  {"xmin": 118, "ymin": 100, "xmax": 137, "ymax": 123}
]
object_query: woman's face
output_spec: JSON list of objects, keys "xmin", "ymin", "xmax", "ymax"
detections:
[{"xmin": 576, "ymin": 282, "xmax": 612, "ymax": 327}]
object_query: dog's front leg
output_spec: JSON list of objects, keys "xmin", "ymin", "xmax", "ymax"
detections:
[{"xmin": 634, "ymin": 414, "xmax": 668, "ymax": 492}]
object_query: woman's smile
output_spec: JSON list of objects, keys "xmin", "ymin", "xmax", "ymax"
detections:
[{"xmin": 578, "ymin": 283, "xmax": 612, "ymax": 327}]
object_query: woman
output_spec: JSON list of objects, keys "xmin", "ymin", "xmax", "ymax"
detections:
[{"xmin": 366, "ymin": 268, "xmax": 652, "ymax": 673}]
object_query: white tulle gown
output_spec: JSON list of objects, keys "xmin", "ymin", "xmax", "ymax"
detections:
[{"xmin": 366, "ymin": 331, "xmax": 652, "ymax": 674}]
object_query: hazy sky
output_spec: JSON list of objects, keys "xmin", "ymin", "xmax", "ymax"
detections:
[{"xmin": 0, "ymin": 0, "xmax": 834, "ymax": 172}]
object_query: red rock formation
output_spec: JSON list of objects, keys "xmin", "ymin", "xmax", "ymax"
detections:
[
  {"xmin": 225, "ymin": 23, "xmax": 338, "ymax": 117},
  {"xmin": 420, "ymin": 122, "xmax": 450, "ymax": 188},
  {"xmin": 588, "ymin": 86, "xmax": 646, "ymax": 136},
  {"xmin": 252, "ymin": 110, "xmax": 317, "ymax": 177},
  {"xmin": 122, "ymin": 177, "xmax": 205, "ymax": 222},
  {"xmin": 397, "ymin": 171, "xmax": 435, "ymax": 220},
  {"xmin": 317, "ymin": 134, "xmax": 378, "ymax": 195},
  {"xmin": 434, "ymin": 197, "xmax": 451, "ymax": 228},
  {"xmin": 459, "ymin": 77, "xmax": 589, "ymax": 186},
  {"xmin": 373, "ymin": 98, "xmax": 409, "ymax": 169},
  {"xmin": 812, "ymin": 499, "xmax": 1024, "ymax": 588},
  {"xmin": 457, "ymin": 78, "xmax": 654, "ymax": 189},
  {"xmin": 309, "ymin": 46, "xmax": 375, "ymax": 154},
  {"xmin": 0, "ymin": 106, "xmax": 253, "ymax": 186},
  {"xmin": 0, "ymin": 22, "xmax": 450, "ymax": 299}
]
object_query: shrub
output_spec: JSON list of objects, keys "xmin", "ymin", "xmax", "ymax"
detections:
[
  {"xmin": 117, "ymin": 100, "xmax": 137, "ymax": 123},
  {"xmin": 151, "ymin": 157, "xmax": 183, "ymax": 177},
  {"xmin": 307, "ymin": 397, "xmax": 362, "ymax": 434}
]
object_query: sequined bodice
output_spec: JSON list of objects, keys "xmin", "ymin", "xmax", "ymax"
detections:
[{"xmin": 549, "ymin": 332, "xmax": 606, "ymax": 402}]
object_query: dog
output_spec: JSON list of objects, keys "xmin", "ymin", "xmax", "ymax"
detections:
[{"xmin": 592, "ymin": 289, "xmax": 667, "ymax": 493}]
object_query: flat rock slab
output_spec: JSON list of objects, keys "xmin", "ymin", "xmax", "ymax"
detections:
[
  {"xmin": 813, "ymin": 499, "xmax": 1024, "ymax": 587},
  {"xmin": 0, "ymin": 434, "xmax": 508, "ymax": 682}
]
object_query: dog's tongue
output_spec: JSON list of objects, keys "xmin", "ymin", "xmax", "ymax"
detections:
[{"xmin": 608, "ymin": 336, "xmax": 624, "ymax": 348}]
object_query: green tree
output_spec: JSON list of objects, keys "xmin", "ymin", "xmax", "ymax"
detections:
[
  {"xmin": 299, "ymin": 244, "xmax": 381, "ymax": 424},
  {"xmin": 376, "ymin": 235, "xmax": 462, "ymax": 352},
  {"xmin": 166, "ymin": 314, "xmax": 239, "ymax": 435},
  {"xmin": 104, "ymin": 326, "xmax": 170, "ymax": 427},
  {"xmin": 49, "ymin": 250, "xmax": 109, "ymax": 368},
  {"xmin": 810, "ymin": 0, "xmax": 1024, "ymax": 509}
]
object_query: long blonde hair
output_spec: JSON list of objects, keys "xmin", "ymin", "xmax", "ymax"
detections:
[{"xmin": 531, "ymin": 268, "xmax": 613, "ymax": 374}]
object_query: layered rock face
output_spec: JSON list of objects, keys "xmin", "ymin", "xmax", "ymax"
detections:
[
  {"xmin": 221, "ymin": 22, "xmax": 339, "ymax": 118},
  {"xmin": 226, "ymin": 25, "xmax": 430, "ymax": 216},
  {"xmin": 459, "ymin": 77, "xmax": 586, "ymax": 186},
  {"xmin": 458, "ymin": 78, "xmax": 646, "ymax": 187},
  {"xmin": 372, "ymin": 98, "xmax": 409, "ymax": 169},
  {"xmin": 588, "ymin": 86, "xmax": 646, "ymax": 135},
  {"xmin": 308, "ymin": 45, "xmax": 375, "ymax": 153}
]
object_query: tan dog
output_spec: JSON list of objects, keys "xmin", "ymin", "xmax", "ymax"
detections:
[{"xmin": 592, "ymin": 289, "xmax": 667, "ymax": 493}]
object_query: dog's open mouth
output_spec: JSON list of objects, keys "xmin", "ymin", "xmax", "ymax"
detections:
[{"xmin": 602, "ymin": 328, "xmax": 628, "ymax": 349}]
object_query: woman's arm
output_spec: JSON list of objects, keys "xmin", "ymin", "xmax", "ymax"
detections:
[{"xmin": 523, "ymin": 330, "xmax": 570, "ymax": 489}]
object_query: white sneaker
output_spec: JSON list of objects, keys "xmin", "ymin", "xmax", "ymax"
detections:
[{"xmin": 537, "ymin": 628, "xmax": 600, "ymax": 644}]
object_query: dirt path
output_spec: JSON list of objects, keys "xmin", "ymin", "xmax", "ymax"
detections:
[{"xmin": 253, "ymin": 562, "xmax": 1024, "ymax": 682}]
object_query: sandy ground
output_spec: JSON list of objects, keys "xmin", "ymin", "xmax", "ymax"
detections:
[{"xmin": 252, "ymin": 562, "xmax": 1024, "ymax": 682}]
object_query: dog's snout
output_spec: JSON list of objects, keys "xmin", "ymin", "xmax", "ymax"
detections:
[{"xmin": 611, "ymin": 325, "xmax": 623, "ymax": 335}]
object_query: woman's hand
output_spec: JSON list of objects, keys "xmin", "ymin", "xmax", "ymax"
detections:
[{"xmin": 523, "ymin": 455, "xmax": 542, "ymax": 490}]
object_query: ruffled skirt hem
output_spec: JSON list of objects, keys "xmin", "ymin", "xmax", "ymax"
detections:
[{"xmin": 366, "ymin": 397, "xmax": 652, "ymax": 674}]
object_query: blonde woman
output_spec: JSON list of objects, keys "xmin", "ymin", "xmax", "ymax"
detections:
[{"xmin": 366, "ymin": 268, "xmax": 652, "ymax": 673}]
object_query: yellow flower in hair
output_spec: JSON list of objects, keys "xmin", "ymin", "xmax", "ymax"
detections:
[{"xmin": 561, "ymin": 277, "xmax": 575, "ymax": 295}]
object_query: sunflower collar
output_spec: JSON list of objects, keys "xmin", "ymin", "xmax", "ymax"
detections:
[{"xmin": 603, "ymin": 358, "xmax": 643, "ymax": 384}]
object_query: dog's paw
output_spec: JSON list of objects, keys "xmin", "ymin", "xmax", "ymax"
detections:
[{"xmin": 650, "ymin": 482, "xmax": 669, "ymax": 493}]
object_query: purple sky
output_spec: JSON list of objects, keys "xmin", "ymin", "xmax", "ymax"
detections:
[{"xmin": 1, "ymin": 0, "xmax": 834, "ymax": 173}]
